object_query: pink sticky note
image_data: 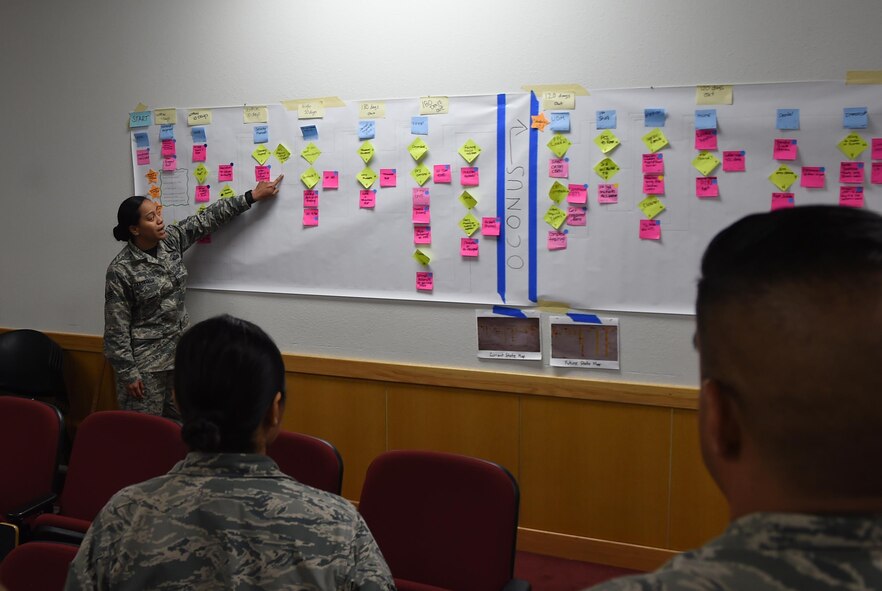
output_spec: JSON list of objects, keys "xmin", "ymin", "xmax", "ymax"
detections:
[
  {"xmin": 302, "ymin": 207, "xmax": 319, "ymax": 226},
  {"xmin": 255, "ymin": 165, "xmax": 271, "ymax": 182},
  {"xmin": 547, "ymin": 230, "xmax": 567, "ymax": 251},
  {"xmin": 322, "ymin": 171, "xmax": 339, "ymax": 189},
  {"xmin": 380, "ymin": 169, "xmax": 397, "ymax": 188},
  {"xmin": 416, "ymin": 272, "xmax": 434, "ymax": 292},
  {"xmin": 773, "ymin": 138, "xmax": 797, "ymax": 161},
  {"xmin": 359, "ymin": 189, "xmax": 376, "ymax": 209},
  {"xmin": 695, "ymin": 177, "xmax": 719, "ymax": 198},
  {"xmin": 303, "ymin": 190, "xmax": 319, "ymax": 208},
  {"xmin": 800, "ymin": 167, "xmax": 826, "ymax": 188},
  {"xmin": 771, "ymin": 192, "xmax": 795, "ymax": 211},
  {"xmin": 567, "ymin": 184, "xmax": 588, "ymax": 204},
  {"xmin": 840, "ymin": 186, "xmax": 864, "ymax": 208},
  {"xmin": 643, "ymin": 174, "xmax": 665, "ymax": 195},
  {"xmin": 723, "ymin": 150, "xmax": 746, "ymax": 172},
  {"xmin": 639, "ymin": 219, "xmax": 661, "ymax": 240},
  {"xmin": 567, "ymin": 206, "xmax": 587, "ymax": 226},
  {"xmin": 161, "ymin": 139, "xmax": 176, "ymax": 157},
  {"xmin": 642, "ymin": 153, "xmax": 664, "ymax": 174},
  {"xmin": 192, "ymin": 144, "xmax": 207, "ymax": 162},
  {"xmin": 412, "ymin": 205, "xmax": 430, "ymax": 224},
  {"xmin": 136, "ymin": 149, "xmax": 150, "ymax": 165},
  {"xmin": 549, "ymin": 158, "xmax": 569, "ymax": 178},
  {"xmin": 840, "ymin": 161, "xmax": 865, "ymax": 184},
  {"xmin": 218, "ymin": 164, "xmax": 234, "ymax": 182},
  {"xmin": 195, "ymin": 185, "xmax": 210, "ymax": 203},
  {"xmin": 162, "ymin": 157, "xmax": 176, "ymax": 172},
  {"xmin": 461, "ymin": 167, "xmax": 479, "ymax": 186},
  {"xmin": 872, "ymin": 162, "xmax": 882, "ymax": 185},
  {"xmin": 872, "ymin": 138, "xmax": 882, "ymax": 160},
  {"xmin": 482, "ymin": 217, "xmax": 501, "ymax": 236},
  {"xmin": 598, "ymin": 183, "xmax": 618, "ymax": 204},
  {"xmin": 461, "ymin": 238, "xmax": 479, "ymax": 257},
  {"xmin": 414, "ymin": 225, "xmax": 432, "ymax": 244},
  {"xmin": 412, "ymin": 188, "xmax": 430, "ymax": 206},
  {"xmin": 694, "ymin": 129, "xmax": 718, "ymax": 151},
  {"xmin": 433, "ymin": 164, "xmax": 452, "ymax": 183}
]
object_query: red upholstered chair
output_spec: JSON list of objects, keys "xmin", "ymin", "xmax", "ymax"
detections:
[
  {"xmin": 0, "ymin": 541, "xmax": 79, "ymax": 591},
  {"xmin": 266, "ymin": 430, "xmax": 344, "ymax": 495},
  {"xmin": 358, "ymin": 450, "xmax": 530, "ymax": 591}
]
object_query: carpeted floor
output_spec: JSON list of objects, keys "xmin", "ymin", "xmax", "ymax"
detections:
[{"xmin": 514, "ymin": 551, "xmax": 641, "ymax": 591}]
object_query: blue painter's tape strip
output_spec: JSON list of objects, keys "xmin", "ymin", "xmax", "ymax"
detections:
[
  {"xmin": 493, "ymin": 305, "xmax": 527, "ymax": 318},
  {"xmin": 496, "ymin": 93, "xmax": 506, "ymax": 303},
  {"xmin": 567, "ymin": 313, "xmax": 602, "ymax": 324},
  {"xmin": 528, "ymin": 92, "xmax": 539, "ymax": 303}
]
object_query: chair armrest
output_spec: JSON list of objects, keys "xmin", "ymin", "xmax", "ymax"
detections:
[
  {"xmin": 5, "ymin": 492, "xmax": 57, "ymax": 522},
  {"xmin": 31, "ymin": 524, "xmax": 87, "ymax": 545},
  {"xmin": 502, "ymin": 579, "xmax": 532, "ymax": 591}
]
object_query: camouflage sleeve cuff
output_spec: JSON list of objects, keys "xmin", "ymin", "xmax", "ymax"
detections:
[{"xmin": 245, "ymin": 190, "xmax": 254, "ymax": 205}]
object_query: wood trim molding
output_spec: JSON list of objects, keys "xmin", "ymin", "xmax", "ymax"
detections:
[{"xmin": 517, "ymin": 527, "xmax": 676, "ymax": 572}]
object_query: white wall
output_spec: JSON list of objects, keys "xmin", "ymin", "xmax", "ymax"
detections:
[{"xmin": 2, "ymin": 0, "xmax": 880, "ymax": 385}]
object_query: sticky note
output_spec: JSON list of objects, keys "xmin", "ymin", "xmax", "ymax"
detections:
[
  {"xmin": 773, "ymin": 139, "xmax": 798, "ymax": 161},
  {"xmin": 357, "ymin": 167, "xmax": 378, "ymax": 189},
  {"xmin": 274, "ymin": 143, "xmax": 291, "ymax": 164},
  {"xmin": 639, "ymin": 219, "xmax": 661, "ymax": 240},
  {"xmin": 154, "ymin": 109, "xmax": 177, "ymax": 125},
  {"xmin": 873, "ymin": 162, "xmax": 882, "ymax": 184},
  {"xmin": 192, "ymin": 144, "xmax": 207, "ymax": 162},
  {"xmin": 531, "ymin": 113, "xmax": 550, "ymax": 131},
  {"xmin": 771, "ymin": 192, "xmax": 795, "ymax": 211},
  {"xmin": 243, "ymin": 106, "xmax": 268, "ymax": 124},
  {"xmin": 640, "ymin": 153, "xmax": 664, "ymax": 174},
  {"xmin": 191, "ymin": 127, "xmax": 207, "ymax": 143},
  {"xmin": 542, "ymin": 91, "xmax": 576, "ymax": 110},
  {"xmin": 162, "ymin": 157, "xmax": 176, "ymax": 172},
  {"xmin": 456, "ymin": 191, "xmax": 477, "ymax": 210},
  {"xmin": 416, "ymin": 271, "xmax": 434, "ymax": 292},
  {"xmin": 547, "ymin": 230, "xmax": 568, "ymax": 250},
  {"xmin": 638, "ymin": 195, "xmax": 665, "ymax": 219},
  {"xmin": 695, "ymin": 109, "xmax": 717, "ymax": 130},
  {"xmin": 322, "ymin": 170, "xmax": 339, "ymax": 189},
  {"xmin": 643, "ymin": 174, "xmax": 665, "ymax": 195},
  {"xmin": 594, "ymin": 130, "xmax": 620, "ymax": 154},
  {"xmin": 359, "ymin": 102, "xmax": 385, "ymax": 119},
  {"xmin": 300, "ymin": 168, "xmax": 320, "ymax": 189},
  {"xmin": 594, "ymin": 158, "xmax": 621, "ymax": 180},
  {"xmin": 844, "ymin": 107, "xmax": 869, "ymax": 129},
  {"xmin": 161, "ymin": 140, "xmax": 176, "ymax": 157},
  {"xmin": 301, "ymin": 142, "xmax": 321, "ymax": 164},
  {"xmin": 303, "ymin": 190, "xmax": 319, "ymax": 208},
  {"xmin": 460, "ymin": 213, "xmax": 480, "ymax": 236},
  {"xmin": 768, "ymin": 165, "xmax": 798, "ymax": 191},
  {"xmin": 459, "ymin": 140, "xmax": 482, "ymax": 163},
  {"xmin": 195, "ymin": 185, "xmax": 210, "ymax": 203},
  {"xmin": 380, "ymin": 168, "xmax": 397, "ymax": 188},
  {"xmin": 134, "ymin": 132, "xmax": 149, "ymax": 148},
  {"xmin": 567, "ymin": 207, "xmax": 586, "ymax": 226},
  {"xmin": 567, "ymin": 184, "xmax": 588, "ymax": 204},
  {"xmin": 359, "ymin": 190, "xmax": 376, "ymax": 208},
  {"xmin": 408, "ymin": 138, "xmax": 429, "ymax": 161},
  {"xmin": 413, "ymin": 205, "xmax": 431, "ymax": 224},
  {"xmin": 838, "ymin": 133, "xmax": 868, "ymax": 160},
  {"xmin": 596, "ymin": 110, "xmax": 617, "ymax": 129},
  {"xmin": 549, "ymin": 157, "xmax": 568, "ymax": 181},
  {"xmin": 158, "ymin": 125, "xmax": 175, "ymax": 141},
  {"xmin": 544, "ymin": 205, "xmax": 567, "ymax": 229},
  {"xmin": 300, "ymin": 125, "xmax": 318, "ymax": 140},
  {"xmin": 461, "ymin": 238, "xmax": 479, "ymax": 258},
  {"xmin": 412, "ymin": 188, "xmax": 430, "ymax": 206},
  {"xmin": 298, "ymin": 102, "xmax": 325, "ymax": 119},
  {"xmin": 548, "ymin": 181, "xmax": 569, "ymax": 203},
  {"xmin": 694, "ymin": 129, "xmax": 718, "ymax": 151},
  {"xmin": 193, "ymin": 164, "xmax": 209, "ymax": 184},
  {"xmin": 358, "ymin": 120, "xmax": 376, "ymax": 140},
  {"xmin": 642, "ymin": 129, "xmax": 669, "ymax": 153},
  {"xmin": 550, "ymin": 112, "xmax": 570, "ymax": 132},
  {"xmin": 129, "ymin": 111, "xmax": 151, "ymax": 128},
  {"xmin": 547, "ymin": 134, "xmax": 572, "ymax": 158},
  {"xmin": 695, "ymin": 177, "xmax": 719, "ymax": 198},
  {"xmin": 598, "ymin": 183, "xmax": 618, "ymax": 204},
  {"xmin": 693, "ymin": 151, "xmax": 721, "ymax": 176},
  {"xmin": 218, "ymin": 164, "xmax": 234, "ymax": 182},
  {"xmin": 433, "ymin": 164, "xmax": 452, "ymax": 183},
  {"xmin": 840, "ymin": 186, "xmax": 864, "ymax": 207},
  {"xmin": 800, "ymin": 166, "xmax": 826, "ymax": 188},
  {"xmin": 482, "ymin": 217, "xmax": 501, "ymax": 236},
  {"xmin": 696, "ymin": 85, "xmax": 733, "ymax": 105},
  {"xmin": 252, "ymin": 145, "xmax": 271, "ymax": 165},
  {"xmin": 872, "ymin": 138, "xmax": 882, "ymax": 160},
  {"xmin": 722, "ymin": 151, "xmax": 746, "ymax": 172},
  {"xmin": 187, "ymin": 110, "xmax": 212, "ymax": 126},
  {"xmin": 419, "ymin": 96, "xmax": 449, "ymax": 115},
  {"xmin": 460, "ymin": 167, "xmax": 479, "ymax": 186},
  {"xmin": 358, "ymin": 141, "xmax": 375, "ymax": 164},
  {"xmin": 302, "ymin": 207, "xmax": 319, "ymax": 227},
  {"xmin": 411, "ymin": 165, "xmax": 431, "ymax": 186},
  {"xmin": 644, "ymin": 108, "xmax": 666, "ymax": 127},
  {"xmin": 148, "ymin": 185, "xmax": 161, "ymax": 199},
  {"xmin": 840, "ymin": 161, "xmax": 865, "ymax": 184},
  {"xmin": 136, "ymin": 149, "xmax": 150, "ymax": 165},
  {"xmin": 776, "ymin": 109, "xmax": 800, "ymax": 130},
  {"xmin": 253, "ymin": 125, "xmax": 269, "ymax": 144},
  {"xmin": 219, "ymin": 185, "xmax": 236, "ymax": 199},
  {"xmin": 414, "ymin": 226, "xmax": 432, "ymax": 244},
  {"xmin": 145, "ymin": 169, "xmax": 158, "ymax": 184}
]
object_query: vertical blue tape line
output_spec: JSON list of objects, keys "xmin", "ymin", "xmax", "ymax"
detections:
[
  {"xmin": 528, "ymin": 92, "xmax": 539, "ymax": 302},
  {"xmin": 496, "ymin": 93, "xmax": 506, "ymax": 303}
]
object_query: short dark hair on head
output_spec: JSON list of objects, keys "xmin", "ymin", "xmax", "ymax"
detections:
[
  {"xmin": 175, "ymin": 314, "xmax": 286, "ymax": 453},
  {"xmin": 113, "ymin": 196, "xmax": 148, "ymax": 241}
]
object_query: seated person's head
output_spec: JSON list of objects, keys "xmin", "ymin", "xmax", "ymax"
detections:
[
  {"xmin": 174, "ymin": 314, "xmax": 286, "ymax": 454},
  {"xmin": 696, "ymin": 205, "xmax": 882, "ymax": 516}
]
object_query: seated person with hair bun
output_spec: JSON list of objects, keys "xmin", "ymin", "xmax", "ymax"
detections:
[{"xmin": 65, "ymin": 314, "xmax": 394, "ymax": 591}]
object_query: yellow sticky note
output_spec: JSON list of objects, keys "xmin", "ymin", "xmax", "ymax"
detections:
[
  {"xmin": 252, "ymin": 145, "xmax": 271, "ymax": 165},
  {"xmin": 548, "ymin": 181, "xmax": 569, "ymax": 203},
  {"xmin": 301, "ymin": 142, "xmax": 322, "ymax": 164},
  {"xmin": 594, "ymin": 130, "xmax": 620, "ymax": 154},
  {"xmin": 768, "ymin": 165, "xmax": 798, "ymax": 191},
  {"xmin": 219, "ymin": 185, "xmax": 236, "ymax": 199},
  {"xmin": 300, "ymin": 167, "xmax": 320, "ymax": 189},
  {"xmin": 638, "ymin": 196, "xmax": 666, "ymax": 220},
  {"xmin": 411, "ymin": 164, "xmax": 431, "ymax": 186},
  {"xmin": 542, "ymin": 91, "xmax": 576, "ymax": 110},
  {"xmin": 459, "ymin": 191, "xmax": 478, "ymax": 209},
  {"xmin": 298, "ymin": 102, "xmax": 325, "ymax": 119},
  {"xmin": 696, "ymin": 85, "xmax": 733, "ymax": 105},
  {"xmin": 838, "ymin": 132, "xmax": 868, "ymax": 160},
  {"xmin": 413, "ymin": 249, "xmax": 431, "ymax": 266},
  {"xmin": 544, "ymin": 205, "xmax": 567, "ymax": 230},
  {"xmin": 459, "ymin": 140, "xmax": 482, "ymax": 163},
  {"xmin": 594, "ymin": 157, "xmax": 621, "ymax": 180},
  {"xmin": 359, "ymin": 102, "xmax": 386, "ymax": 119},
  {"xmin": 642, "ymin": 129, "xmax": 669, "ymax": 153},
  {"xmin": 133, "ymin": 102, "xmax": 149, "ymax": 113},
  {"xmin": 274, "ymin": 143, "xmax": 291, "ymax": 164},
  {"xmin": 460, "ymin": 213, "xmax": 480, "ymax": 236},
  {"xmin": 419, "ymin": 96, "xmax": 449, "ymax": 115},
  {"xmin": 154, "ymin": 108, "xmax": 177, "ymax": 125},
  {"xmin": 243, "ymin": 106, "xmax": 268, "ymax": 124},
  {"xmin": 357, "ymin": 167, "xmax": 378, "ymax": 189},
  {"xmin": 187, "ymin": 109, "xmax": 212, "ymax": 126},
  {"xmin": 358, "ymin": 141, "xmax": 375, "ymax": 164},
  {"xmin": 408, "ymin": 138, "xmax": 429, "ymax": 162},
  {"xmin": 193, "ymin": 163, "xmax": 209, "ymax": 184},
  {"xmin": 547, "ymin": 134, "xmax": 572, "ymax": 158},
  {"xmin": 692, "ymin": 151, "xmax": 721, "ymax": 176}
]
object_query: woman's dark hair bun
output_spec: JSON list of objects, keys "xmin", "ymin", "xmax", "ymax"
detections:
[
  {"xmin": 112, "ymin": 224, "xmax": 130, "ymax": 242},
  {"xmin": 182, "ymin": 416, "xmax": 223, "ymax": 452}
]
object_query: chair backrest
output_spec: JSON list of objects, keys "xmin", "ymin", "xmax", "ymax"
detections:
[
  {"xmin": 266, "ymin": 430, "xmax": 344, "ymax": 495},
  {"xmin": 61, "ymin": 411, "xmax": 188, "ymax": 521},
  {"xmin": 358, "ymin": 450, "xmax": 521, "ymax": 591},
  {"xmin": 0, "ymin": 330, "xmax": 67, "ymax": 406},
  {"xmin": 0, "ymin": 541, "xmax": 79, "ymax": 591},
  {"xmin": 0, "ymin": 397, "xmax": 63, "ymax": 516}
]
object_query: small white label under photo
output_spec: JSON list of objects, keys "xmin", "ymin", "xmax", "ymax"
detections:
[
  {"xmin": 476, "ymin": 308, "xmax": 542, "ymax": 361},
  {"xmin": 549, "ymin": 314, "xmax": 619, "ymax": 369}
]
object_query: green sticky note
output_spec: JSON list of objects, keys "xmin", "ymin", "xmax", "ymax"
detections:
[
  {"xmin": 548, "ymin": 180, "xmax": 569, "ymax": 203},
  {"xmin": 838, "ymin": 132, "xmax": 868, "ymax": 160},
  {"xmin": 301, "ymin": 142, "xmax": 321, "ymax": 164},
  {"xmin": 460, "ymin": 213, "xmax": 480, "ymax": 236},
  {"xmin": 594, "ymin": 130, "xmax": 620, "ymax": 154},
  {"xmin": 358, "ymin": 141, "xmax": 375, "ymax": 164},
  {"xmin": 642, "ymin": 129, "xmax": 669, "ymax": 153},
  {"xmin": 252, "ymin": 145, "xmax": 271, "ymax": 165},
  {"xmin": 692, "ymin": 151, "xmax": 721, "ymax": 176},
  {"xmin": 768, "ymin": 165, "xmax": 798, "ymax": 191},
  {"xmin": 274, "ymin": 143, "xmax": 291, "ymax": 164},
  {"xmin": 413, "ymin": 249, "xmax": 431, "ymax": 266},
  {"xmin": 408, "ymin": 138, "xmax": 429, "ymax": 162},
  {"xmin": 459, "ymin": 191, "xmax": 478, "ymax": 209},
  {"xmin": 459, "ymin": 139, "xmax": 482, "ymax": 163},
  {"xmin": 547, "ymin": 134, "xmax": 572, "ymax": 158},
  {"xmin": 638, "ymin": 195, "xmax": 666, "ymax": 220},
  {"xmin": 593, "ymin": 157, "xmax": 620, "ymax": 180},
  {"xmin": 411, "ymin": 164, "xmax": 431, "ymax": 186},
  {"xmin": 219, "ymin": 185, "xmax": 236, "ymax": 199},
  {"xmin": 193, "ymin": 163, "xmax": 209, "ymax": 184},
  {"xmin": 543, "ymin": 205, "xmax": 567, "ymax": 229},
  {"xmin": 300, "ymin": 167, "xmax": 320, "ymax": 189},
  {"xmin": 357, "ymin": 167, "xmax": 378, "ymax": 189}
]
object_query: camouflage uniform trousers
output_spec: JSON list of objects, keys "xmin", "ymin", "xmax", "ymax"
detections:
[{"xmin": 115, "ymin": 369, "xmax": 180, "ymax": 420}]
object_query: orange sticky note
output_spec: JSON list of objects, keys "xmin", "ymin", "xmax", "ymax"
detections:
[{"xmin": 531, "ymin": 113, "xmax": 550, "ymax": 131}]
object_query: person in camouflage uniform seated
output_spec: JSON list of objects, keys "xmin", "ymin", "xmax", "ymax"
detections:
[
  {"xmin": 104, "ymin": 175, "xmax": 282, "ymax": 418},
  {"xmin": 66, "ymin": 314, "xmax": 394, "ymax": 590},
  {"xmin": 590, "ymin": 206, "xmax": 882, "ymax": 590}
]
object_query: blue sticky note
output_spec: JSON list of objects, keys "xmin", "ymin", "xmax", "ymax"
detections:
[
  {"xmin": 129, "ymin": 111, "xmax": 151, "ymax": 128},
  {"xmin": 695, "ymin": 109, "xmax": 717, "ymax": 130},
  {"xmin": 134, "ymin": 132, "xmax": 149, "ymax": 148},
  {"xmin": 159, "ymin": 124, "xmax": 175, "ymax": 141},
  {"xmin": 301, "ymin": 125, "xmax": 318, "ymax": 141},
  {"xmin": 411, "ymin": 116, "xmax": 429, "ymax": 135},
  {"xmin": 253, "ymin": 125, "xmax": 269, "ymax": 144},
  {"xmin": 776, "ymin": 109, "xmax": 800, "ymax": 130},
  {"xmin": 596, "ymin": 110, "xmax": 617, "ymax": 129},
  {"xmin": 549, "ymin": 113, "xmax": 570, "ymax": 132},
  {"xmin": 844, "ymin": 107, "xmax": 868, "ymax": 129},
  {"xmin": 644, "ymin": 108, "xmax": 666, "ymax": 127},
  {"xmin": 191, "ymin": 127, "xmax": 207, "ymax": 143},
  {"xmin": 358, "ymin": 120, "xmax": 376, "ymax": 140}
]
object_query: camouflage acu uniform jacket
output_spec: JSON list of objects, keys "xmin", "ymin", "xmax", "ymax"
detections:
[
  {"xmin": 64, "ymin": 453, "xmax": 395, "ymax": 591},
  {"xmin": 589, "ymin": 512, "xmax": 882, "ymax": 590},
  {"xmin": 103, "ymin": 194, "xmax": 252, "ymax": 386}
]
